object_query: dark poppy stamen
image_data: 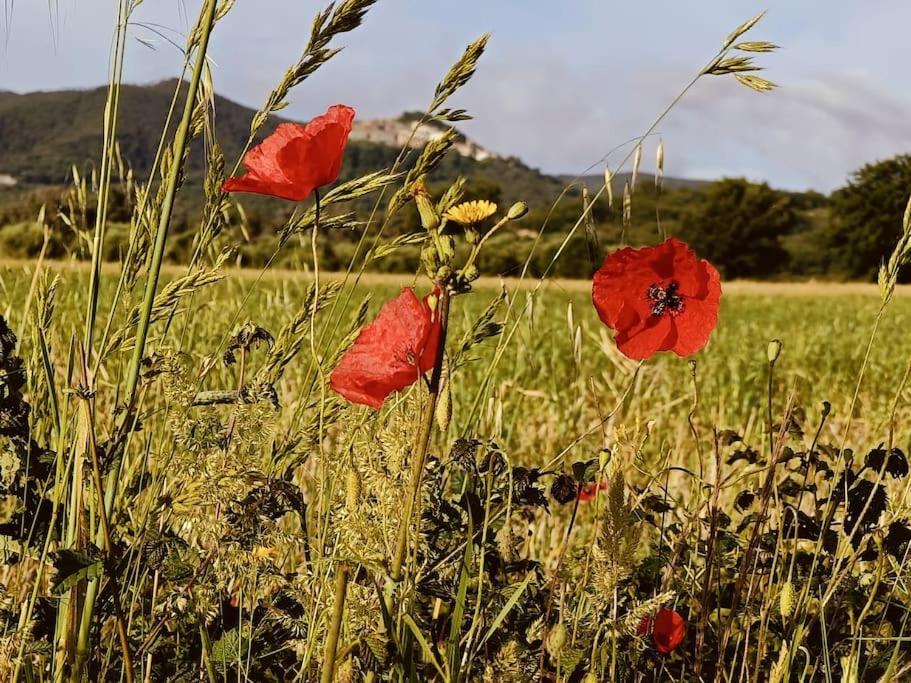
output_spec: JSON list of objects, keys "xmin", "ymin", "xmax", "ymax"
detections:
[{"xmin": 646, "ymin": 281, "xmax": 685, "ymax": 317}]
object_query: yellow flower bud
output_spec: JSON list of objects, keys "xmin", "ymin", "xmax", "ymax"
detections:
[
  {"xmin": 507, "ymin": 201, "xmax": 528, "ymax": 220},
  {"xmin": 413, "ymin": 177, "xmax": 440, "ymax": 231}
]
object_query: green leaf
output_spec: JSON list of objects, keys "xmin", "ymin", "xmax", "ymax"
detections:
[
  {"xmin": 571, "ymin": 458, "xmax": 599, "ymax": 484},
  {"xmin": 210, "ymin": 624, "xmax": 252, "ymax": 671},
  {"xmin": 477, "ymin": 571, "xmax": 534, "ymax": 649},
  {"xmin": 448, "ymin": 515, "xmax": 473, "ymax": 681},
  {"xmin": 51, "ymin": 549, "xmax": 103, "ymax": 594},
  {"xmin": 403, "ymin": 614, "xmax": 447, "ymax": 680}
]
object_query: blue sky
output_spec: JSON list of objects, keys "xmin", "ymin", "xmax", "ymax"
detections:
[{"xmin": 1, "ymin": 0, "xmax": 910, "ymax": 192}]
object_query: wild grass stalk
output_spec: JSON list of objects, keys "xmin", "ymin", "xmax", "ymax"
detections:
[{"xmin": 73, "ymin": 0, "xmax": 219, "ymax": 675}]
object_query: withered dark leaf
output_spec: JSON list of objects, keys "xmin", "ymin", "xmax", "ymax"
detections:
[
  {"xmin": 735, "ymin": 490, "xmax": 755, "ymax": 511},
  {"xmin": 224, "ymin": 322, "xmax": 275, "ymax": 366},
  {"xmin": 843, "ymin": 479, "xmax": 887, "ymax": 539},
  {"xmin": 884, "ymin": 520, "xmax": 911, "ymax": 559},
  {"xmin": 718, "ymin": 429, "xmax": 743, "ymax": 446},
  {"xmin": 550, "ymin": 474, "xmax": 578, "ymax": 505},
  {"xmin": 887, "ymin": 448, "xmax": 909, "ymax": 478},
  {"xmin": 727, "ymin": 447, "xmax": 761, "ymax": 465},
  {"xmin": 641, "ymin": 494, "xmax": 674, "ymax": 514}
]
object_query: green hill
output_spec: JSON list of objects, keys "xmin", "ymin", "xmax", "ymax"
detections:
[
  {"xmin": 0, "ymin": 81, "xmax": 841, "ymax": 279},
  {"xmin": 0, "ymin": 80, "xmax": 566, "ymax": 202}
]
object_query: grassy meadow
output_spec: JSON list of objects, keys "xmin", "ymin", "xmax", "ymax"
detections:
[{"xmin": 3, "ymin": 263, "xmax": 908, "ymax": 464}]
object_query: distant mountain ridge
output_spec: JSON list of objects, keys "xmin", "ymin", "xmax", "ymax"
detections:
[{"xmin": 0, "ymin": 81, "xmax": 704, "ymax": 196}]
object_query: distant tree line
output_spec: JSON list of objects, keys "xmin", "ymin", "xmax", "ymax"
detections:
[{"xmin": 1, "ymin": 154, "xmax": 910, "ymax": 281}]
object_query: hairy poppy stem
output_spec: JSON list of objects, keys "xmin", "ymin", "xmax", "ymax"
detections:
[{"xmin": 389, "ymin": 289, "xmax": 452, "ymax": 586}]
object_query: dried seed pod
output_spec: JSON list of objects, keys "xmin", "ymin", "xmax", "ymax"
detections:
[
  {"xmin": 780, "ymin": 581, "xmax": 794, "ymax": 618},
  {"xmin": 435, "ymin": 379, "xmax": 452, "ymax": 432},
  {"xmin": 767, "ymin": 339, "xmax": 782, "ymax": 364},
  {"xmin": 345, "ymin": 467, "xmax": 362, "ymax": 512}
]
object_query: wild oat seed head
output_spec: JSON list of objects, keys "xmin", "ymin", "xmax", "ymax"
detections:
[
  {"xmin": 445, "ymin": 200, "xmax": 497, "ymax": 226},
  {"xmin": 734, "ymin": 73, "xmax": 778, "ymax": 92}
]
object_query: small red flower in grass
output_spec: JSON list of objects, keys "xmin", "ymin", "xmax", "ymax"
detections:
[
  {"xmin": 592, "ymin": 238, "xmax": 721, "ymax": 360},
  {"xmin": 578, "ymin": 481, "xmax": 607, "ymax": 501},
  {"xmin": 637, "ymin": 608, "xmax": 686, "ymax": 654},
  {"xmin": 330, "ymin": 288, "xmax": 441, "ymax": 409},
  {"xmin": 223, "ymin": 104, "xmax": 355, "ymax": 201}
]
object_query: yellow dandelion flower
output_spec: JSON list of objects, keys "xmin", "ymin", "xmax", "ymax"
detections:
[{"xmin": 445, "ymin": 200, "xmax": 497, "ymax": 226}]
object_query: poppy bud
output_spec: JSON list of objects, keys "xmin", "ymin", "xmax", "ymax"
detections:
[
  {"xmin": 436, "ymin": 265, "xmax": 453, "ymax": 282},
  {"xmin": 463, "ymin": 265, "xmax": 480, "ymax": 282},
  {"xmin": 767, "ymin": 339, "xmax": 782, "ymax": 364},
  {"xmin": 546, "ymin": 623, "xmax": 567, "ymax": 657},
  {"xmin": 551, "ymin": 474, "xmax": 578, "ymax": 504},
  {"xmin": 507, "ymin": 201, "xmax": 528, "ymax": 220},
  {"xmin": 413, "ymin": 178, "xmax": 440, "ymax": 232}
]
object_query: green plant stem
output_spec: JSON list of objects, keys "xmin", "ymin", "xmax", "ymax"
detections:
[
  {"xmin": 84, "ymin": 0, "xmax": 130, "ymax": 359},
  {"xmin": 458, "ymin": 216, "xmax": 509, "ymax": 277},
  {"xmin": 74, "ymin": 0, "xmax": 218, "ymax": 673},
  {"xmin": 321, "ymin": 564, "xmax": 350, "ymax": 683},
  {"xmin": 77, "ymin": 358, "xmax": 136, "ymax": 682},
  {"xmin": 390, "ymin": 289, "xmax": 452, "ymax": 584},
  {"xmin": 199, "ymin": 621, "xmax": 217, "ymax": 683}
]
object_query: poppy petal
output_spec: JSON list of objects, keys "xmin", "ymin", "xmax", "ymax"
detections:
[
  {"xmin": 330, "ymin": 288, "xmax": 439, "ymax": 409},
  {"xmin": 652, "ymin": 608, "xmax": 686, "ymax": 654},
  {"xmin": 672, "ymin": 263, "xmax": 722, "ymax": 356},
  {"xmin": 592, "ymin": 238, "xmax": 721, "ymax": 360},
  {"xmin": 223, "ymin": 105, "xmax": 355, "ymax": 202},
  {"xmin": 616, "ymin": 314, "xmax": 673, "ymax": 360}
]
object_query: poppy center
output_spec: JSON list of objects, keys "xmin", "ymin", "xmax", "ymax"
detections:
[{"xmin": 646, "ymin": 281, "xmax": 685, "ymax": 317}]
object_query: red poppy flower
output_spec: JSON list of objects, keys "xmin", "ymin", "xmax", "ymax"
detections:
[
  {"xmin": 330, "ymin": 288, "xmax": 441, "ymax": 409},
  {"xmin": 637, "ymin": 608, "xmax": 686, "ymax": 654},
  {"xmin": 578, "ymin": 481, "xmax": 607, "ymax": 501},
  {"xmin": 592, "ymin": 238, "xmax": 721, "ymax": 360},
  {"xmin": 223, "ymin": 104, "xmax": 355, "ymax": 201}
]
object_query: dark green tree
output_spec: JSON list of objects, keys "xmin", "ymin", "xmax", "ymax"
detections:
[
  {"xmin": 677, "ymin": 178, "xmax": 797, "ymax": 278},
  {"xmin": 825, "ymin": 155, "xmax": 911, "ymax": 280}
]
